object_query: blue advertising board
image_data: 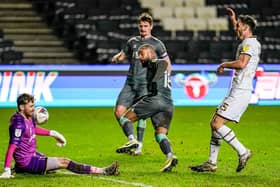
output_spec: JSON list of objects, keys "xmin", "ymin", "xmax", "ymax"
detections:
[{"xmin": 0, "ymin": 64, "xmax": 279, "ymax": 107}]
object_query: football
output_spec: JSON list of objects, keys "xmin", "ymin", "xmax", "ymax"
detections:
[{"xmin": 33, "ymin": 106, "xmax": 49, "ymax": 125}]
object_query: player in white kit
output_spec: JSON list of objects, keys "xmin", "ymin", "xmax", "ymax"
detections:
[{"xmin": 190, "ymin": 8, "xmax": 261, "ymax": 173}]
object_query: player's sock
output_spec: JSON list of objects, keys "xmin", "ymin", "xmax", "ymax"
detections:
[
  {"xmin": 137, "ymin": 119, "xmax": 146, "ymax": 143},
  {"xmin": 216, "ymin": 125, "xmax": 247, "ymax": 156},
  {"xmin": 119, "ymin": 117, "xmax": 135, "ymax": 140},
  {"xmin": 208, "ymin": 130, "xmax": 222, "ymax": 164},
  {"xmin": 67, "ymin": 161, "xmax": 95, "ymax": 174},
  {"xmin": 155, "ymin": 133, "xmax": 172, "ymax": 156}
]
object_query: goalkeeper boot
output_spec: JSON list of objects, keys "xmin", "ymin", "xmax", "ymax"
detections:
[
  {"xmin": 189, "ymin": 161, "xmax": 217, "ymax": 172},
  {"xmin": 116, "ymin": 139, "xmax": 139, "ymax": 153},
  {"xmin": 236, "ymin": 149, "xmax": 252, "ymax": 172},
  {"xmin": 160, "ymin": 155, "xmax": 178, "ymax": 172},
  {"xmin": 104, "ymin": 161, "xmax": 119, "ymax": 176}
]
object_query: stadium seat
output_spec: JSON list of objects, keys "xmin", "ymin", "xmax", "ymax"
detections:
[
  {"xmin": 185, "ymin": 18, "xmax": 208, "ymax": 31},
  {"xmin": 174, "ymin": 7, "xmax": 195, "ymax": 19},
  {"xmin": 162, "ymin": 18, "xmax": 185, "ymax": 31},
  {"xmin": 152, "ymin": 7, "xmax": 174, "ymax": 19},
  {"xmin": 195, "ymin": 6, "xmax": 217, "ymax": 19},
  {"xmin": 140, "ymin": 0, "xmax": 162, "ymax": 9},
  {"xmin": 207, "ymin": 18, "xmax": 228, "ymax": 31},
  {"xmin": 184, "ymin": 0, "xmax": 205, "ymax": 7},
  {"xmin": 162, "ymin": 0, "xmax": 184, "ymax": 8}
]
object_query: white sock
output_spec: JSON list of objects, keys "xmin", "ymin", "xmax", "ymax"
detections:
[
  {"xmin": 208, "ymin": 131, "xmax": 222, "ymax": 164},
  {"xmin": 128, "ymin": 135, "xmax": 136, "ymax": 141},
  {"xmin": 138, "ymin": 142, "xmax": 143, "ymax": 149},
  {"xmin": 217, "ymin": 125, "xmax": 247, "ymax": 156}
]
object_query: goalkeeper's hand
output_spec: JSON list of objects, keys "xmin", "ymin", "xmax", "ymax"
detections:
[
  {"xmin": 0, "ymin": 168, "xmax": 14, "ymax": 179},
  {"xmin": 50, "ymin": 130, "xmax": 67, "ymax": 147}
]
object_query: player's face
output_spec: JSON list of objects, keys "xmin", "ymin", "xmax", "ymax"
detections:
[
  {"xmin": 138, "ymin": 21, "xmax": 153, "ymax": 38},
  {"xmin": 21, "ymin": 101, "xmax": 35, "ymax": 118},
  {"xmin": 138, "ymin": 49, "xmax": 149, "ymax": 63},
  {"xmin": 236, "ymin": 20, "xmax": 247, "ymax": 40}
]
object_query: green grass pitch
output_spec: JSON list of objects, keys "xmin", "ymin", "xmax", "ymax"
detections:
[{"xmin": 0, "ymin": 106, "xmax": 279, "ymax": 187}]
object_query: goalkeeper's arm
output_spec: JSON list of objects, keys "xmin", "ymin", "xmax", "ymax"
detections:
[
  {"xmin": 0, "ymin": 144, "xmax": 16, "ymax": 179},
  {"xmin": 35, "ymin": 126, "xmax": 67, "ymax": 147}
]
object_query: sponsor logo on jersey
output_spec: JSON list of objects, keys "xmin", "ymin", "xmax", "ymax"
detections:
[{"xmin": 242, "ymin": 45, "xmax": 250, "ymax": 52}]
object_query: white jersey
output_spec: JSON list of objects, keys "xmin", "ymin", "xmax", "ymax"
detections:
[{"xmin": 231, "ymin": 37, "xmax": 261, "ymax": 90}]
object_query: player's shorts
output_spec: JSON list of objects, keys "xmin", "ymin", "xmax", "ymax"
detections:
[
  {"xmin": 14, "ymin": 152, "xmax": 47, "ymax": 174},
  {"xmin": 116, "ymin": 83, "xmax": 148, "ymax": 108},
  {"xmin": 216, "ymin": 88, "xmax": 252, "ymax": 123},
  {"xmin": 133, "ymin": 94, "xmax": 173, "ymax": 129}
]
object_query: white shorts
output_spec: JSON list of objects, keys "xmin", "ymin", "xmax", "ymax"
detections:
[{"xmin": 216, "ymin": 88, "xmax": 252, "ymax": 123}]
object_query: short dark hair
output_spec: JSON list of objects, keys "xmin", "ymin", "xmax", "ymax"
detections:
[
  {"xmin": 138, "ymin": 12, "xmax": 153, "ymax": 25},
  {"xmin": 238, "ymin": 15, "xmax": 257, "ymax": 32},
  {"xmin": 17, "ymin": 93, "xmax": 34, "ymax": 111}
]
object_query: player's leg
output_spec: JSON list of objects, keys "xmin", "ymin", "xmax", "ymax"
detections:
[
  {"xmin": 151, "ymin": 112, "xmax": 178, "ymax": 172},
  {"xmin": 212, "ymin": 116, "xmax": 251, "ymax": 172},
  {"xmin": 116, "ymin": 111, "xmax": 139, "ymax": 153},
  {"xmin": 46, "ymin": 157, "xmax": 119, "ymax": 175},
  {"xmin": 190, "ymin": 115, "xmax": 221, "ymax": 172},
  {"xmin": 132, "ymin": 119, "xmax": 146, "ymax": 155}
]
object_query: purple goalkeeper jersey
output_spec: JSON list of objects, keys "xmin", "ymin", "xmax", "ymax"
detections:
[{"xmin": 9, "ymin": 112, "xmax": 37, "ymax": 168}]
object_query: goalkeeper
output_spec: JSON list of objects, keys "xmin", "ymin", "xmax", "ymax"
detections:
[
  {"xmin": 0, "ymin": 93, "xmax": 119, "ymax": 179},
  {"xmin": 116, "ymin": 44, "xmax": 177, "ymax": 172}
]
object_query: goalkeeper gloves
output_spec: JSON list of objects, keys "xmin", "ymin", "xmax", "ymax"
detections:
[
  {"xmin": 0, "ymin": 168, "xmax": 13, "ymax": 179},
  {"xmin": 148, "ymin": 82, "xmax": 157, "ymax": 96},
  {"xmin": 50, "ymin": 130, "xmax": 67, "ymax": 147}
]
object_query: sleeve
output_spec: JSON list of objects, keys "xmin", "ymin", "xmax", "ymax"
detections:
[
  {"xmin": 122, "ymin": 37, "xmax": 133, "ymax": 57},
  {"xmin": 9, "ymin": 115, "xmax": 25, "ymax": 146},
  {"xmin": 155, "ymin": 39, "xmax": 168, "ymax": 59},
  {"xmin": 35, "ymin": 126, "xmax": 51, "ymax": 136},
  {"xmin": 240, "ymin": 40, "xmax": 254, "ymax": 57},
  {"xmin": 4, "ymin": 144, "xmax": 17, "ymax": 168},
  {"xmin": 152, "ymin": 60, "xmax": 168, "ymax": 82}
]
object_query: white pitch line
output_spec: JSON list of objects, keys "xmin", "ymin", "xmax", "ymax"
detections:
[
  {"xmin": 0, "ymin": 162, "xmax": 153, "ymax": 187},
  {"xmin": 59, "ymin": 171, "xmax": 153, "ymax": 187}
]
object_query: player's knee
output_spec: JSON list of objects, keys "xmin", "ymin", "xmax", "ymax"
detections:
[
  {"xmin": 210, "ymin": 115, "xmax": 224, "ymax": 130},
  {"xmin": 57, "ymin": 157, "xmax": 71, "ymax": 168},
  {"xmin": 114, "ymin": 106, "xmax": 126, "ymax": 119},
  {"xmin": 155, "ymin": 133, "xmax": 168, "ymax": 144}
]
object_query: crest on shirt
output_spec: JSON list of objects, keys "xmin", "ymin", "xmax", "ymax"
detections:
[
  {"xmin": 242, "ymin": 45, "xmax": 250, "ymax": 52},
  {"xmin": 15, "ymin": 128, "xmax": 22, "ymax": 137}
]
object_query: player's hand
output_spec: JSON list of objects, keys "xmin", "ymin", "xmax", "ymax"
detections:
[
  {"xmin": 226, "ymin": 8, "xmax": 236, "ymax": 19},
  {"xmin": 50, "ymin": 130, "xmax": 67, "ymax": 147},
  {"xmin": 217, "ymin": 65, "xmax": 224, "ymax": 75},
  {"xmin": 0, "ymin": 168, "xmax": 14, "ymax": 179},
  {"xmin": 112, "ymin": 53, "xmax": 122, "ymax": 63},
  {"xmin": 148, "ymin": 82, "xmax": 158, "ymax": 96}
]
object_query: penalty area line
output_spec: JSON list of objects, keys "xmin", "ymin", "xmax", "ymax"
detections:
[{"xmin": 59, "ymin": 171, "xmax": 153, "ymax": 187}]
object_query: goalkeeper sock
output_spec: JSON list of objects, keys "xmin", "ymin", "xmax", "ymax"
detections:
[
  {"xmin": 137, "ymin": 119, "xmax": 146, "ymax": 143},
  {"xmin": 208, "ymin": 130, "xmax": 222, "ymax": 164},
  {"xmin": 217, "ymin": 125, "xmax": 247, "ymax": 156},
  {"xmin": 67, "ymin": 161, "xmax": 95, "ymax": 174}
]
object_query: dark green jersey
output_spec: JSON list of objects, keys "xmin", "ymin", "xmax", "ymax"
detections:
[
  {"xmin": 146, "ymin": 59, "xmax": 172, "ymax": 100},
  {"xmin": 122, "ymin": 36, "xmax": 168, "ymax": 86}
]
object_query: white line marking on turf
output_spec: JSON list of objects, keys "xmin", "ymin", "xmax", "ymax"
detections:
[{"xmin": 59, "ymin": 171, "xmax": 153, "ymax": 187}]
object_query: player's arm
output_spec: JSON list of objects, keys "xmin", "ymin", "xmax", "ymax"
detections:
[
  {"xmin": 217, "ymin": 54, "xmax": 251, "ymax": 74},
  {"xmin": 148, "ymin": 60, "xmax": 168, "ymax": 96},
  {"xmin": 35, "ymin": 126, "xmax": 67, "ymax": 147},
  {"xmin": 0, "ymin": 144, "xmax": 16, "ymax": 179},
  {"xmin": 163, "ymin": 55, "xmax": 172, "ymax": 75},
  {"xmin": 112, "ymin": 51, "xmax": 126, "ymax": 63},
  {"xmin": 226, "ymin": 8, "xmax": 238, "ymax": 33}
]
